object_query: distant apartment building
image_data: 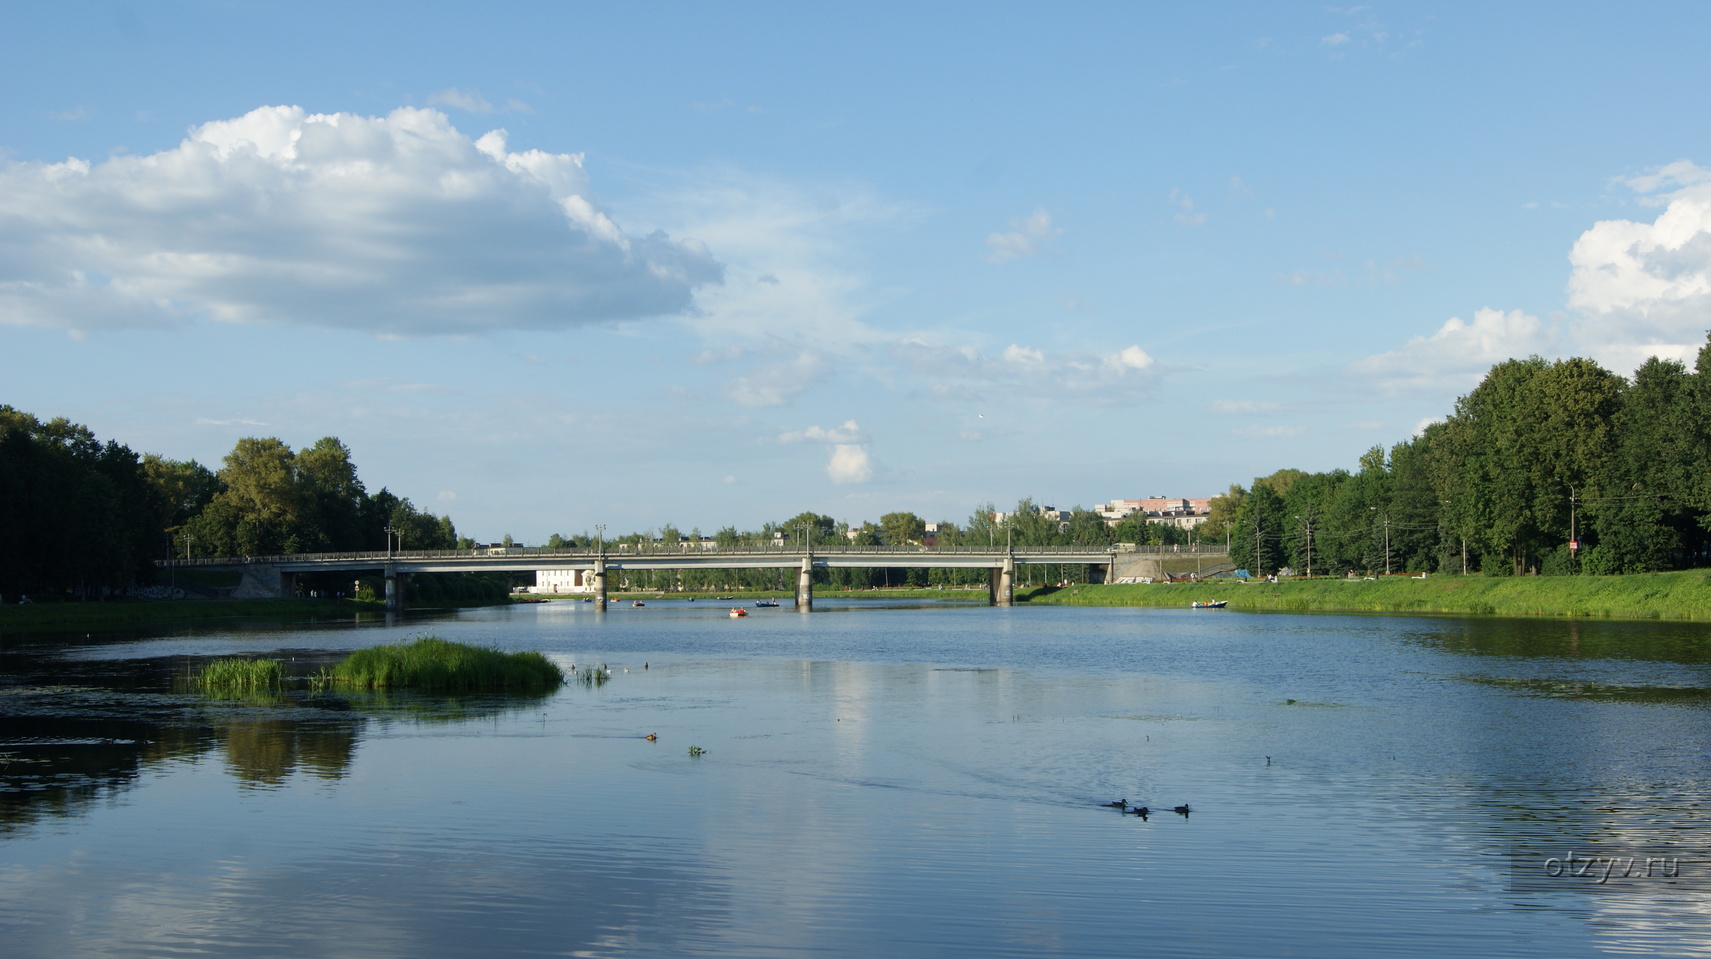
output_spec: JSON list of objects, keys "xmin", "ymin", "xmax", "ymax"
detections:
[{"xmin": 1094, "ymin": 495, "xmax": 1215, "ymax": 530}]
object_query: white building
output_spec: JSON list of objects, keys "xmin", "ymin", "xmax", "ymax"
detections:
[{"xmin": 530, "ymin": 569, "xmax": 597, "ymax": 594}]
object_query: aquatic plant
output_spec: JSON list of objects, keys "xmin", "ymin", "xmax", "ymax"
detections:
[
  {"xmin": 575, "ymin": 666, "xmax": 610, "ymax": 687},
  {"xmin": 688, "ymin": 745, "xmax": 705, "ymax": 757},
  {"xmin": 192, "ymin": 657, "xmax": 284, "ymax": 693},
  {"xmin": 327, "ymin": 636, "xmax": 562, "ymax": 692}
]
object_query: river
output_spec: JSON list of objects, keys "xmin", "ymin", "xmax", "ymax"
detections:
[{"xmin": 3, "ymin": 599, "xmax": 1710, "ymax": 957}]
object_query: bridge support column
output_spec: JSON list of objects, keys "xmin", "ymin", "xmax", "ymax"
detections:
[
  {"xmin": 991, "ymin": 557, "xmax": 1014, "ymax": 607},
  {"xmin": 593, "ymin": 558, "xmax": 607, "ymax": 610},
  {"xmin": 384, "ymin": 565, "xmax": 404, "ymax": 613},
  {"xmin": 796, "ymin": 555, "xmax": 813, "ymax": 610}
]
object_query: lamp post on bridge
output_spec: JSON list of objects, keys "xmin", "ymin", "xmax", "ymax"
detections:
[{"xmin": 384, "ymin": 525, "xmax": 403, "ymax": 558}]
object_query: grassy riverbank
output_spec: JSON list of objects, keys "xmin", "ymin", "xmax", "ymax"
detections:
[{"xmin": 1017, "ymin": 571, "xmax": 1711, "ymax": 621}]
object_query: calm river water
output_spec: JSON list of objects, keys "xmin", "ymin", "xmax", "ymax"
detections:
[{"xmin": 4, "ymin": 599, "xmax": 1711, "ymax": 957}]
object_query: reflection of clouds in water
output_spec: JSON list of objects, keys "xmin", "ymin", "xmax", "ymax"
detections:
[
  {"xmin": 11, "ymin": 614, "xmax": 1711, "ymax": 954},
  {"xmin": 2, "ymin": 837, "xmax": 725, "ymax": 958}
]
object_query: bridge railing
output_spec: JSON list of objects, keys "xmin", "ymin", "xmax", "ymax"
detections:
[{"xmin": 155, "ymin": 542, "xmax": 1228, "ymax": 567}]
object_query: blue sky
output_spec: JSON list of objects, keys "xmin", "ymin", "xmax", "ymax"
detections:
[{"xmin": 4, "ymin": 2, "xmax": 1709, "ymax": 541}]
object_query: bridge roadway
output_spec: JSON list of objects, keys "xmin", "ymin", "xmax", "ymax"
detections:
[{"xmin": 157, "ymin": 544, "xmax": 1231, "ymax": 611}]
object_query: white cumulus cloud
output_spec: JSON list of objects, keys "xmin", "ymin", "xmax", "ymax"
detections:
[
  {"xmin": 1565, "ymin": 160, "xmax": 1711, "ymax": 369},
  {"xmin": 0, "ymin": 105, "xmax": 722, "ymax": 336},
  {"xmin": 825, "ymin": 444, "xmax": 874, "ymax": 484},
  {"xmin": 778, "ymin": 419, "xmax": 874, "ymax": 483},
  {"xmin": 1349, "ymin": 307, "xmax": 1557, "ymax": 392}
]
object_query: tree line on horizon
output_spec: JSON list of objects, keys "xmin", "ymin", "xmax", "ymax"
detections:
[
  {"xmin": 568, "ymin": 337, "xmax": 1711, "ymax": 584},
  {"xmin": 9, "ymin": 337, "xmax": 1711, "ymax": 600},
  {"xmin": 0, "ymin": 408, "xmax": 487, "ymax": 602}
]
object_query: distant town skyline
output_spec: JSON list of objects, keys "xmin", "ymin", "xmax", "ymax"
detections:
[{"xmin": 4, "ymin": 3, "xmax": 1708, "ymax": 541}]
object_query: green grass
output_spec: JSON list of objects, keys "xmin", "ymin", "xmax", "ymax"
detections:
[
  {"xmin": 192, "ymin": 657, "xmax": 285, "ymax": 693},
  {"xmin": 1016, "ymin": 571, "xmax": 1711, "ymax": 621},
  {"xmin": 327, "ymin": 636, "xmax": 563, "ymax": 692}
]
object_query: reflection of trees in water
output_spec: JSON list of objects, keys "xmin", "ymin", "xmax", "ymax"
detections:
[
  {"xmin": 218, "ymin": 714, "xmax": 360, "ymax": 787},
  {"xmin": 0, "ymin": 691, "xmax": 212, "ymax": 837},
  {"xmin": 1, "ymin": 683, "xmax": 559, "ymax": 830}
]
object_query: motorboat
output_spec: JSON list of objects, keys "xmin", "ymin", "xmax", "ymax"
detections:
[
  {"xmin": 754, "ymin": 599, "xmax": 780, "ymax": 608},
  {"xmin": 1190, "ymin": 600, "xmax": 1227, "ymax": 609}
]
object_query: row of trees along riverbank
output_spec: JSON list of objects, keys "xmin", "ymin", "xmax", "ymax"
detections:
[
  {"xmin": 0, "ymin": 407, "xmax": 505, "ymax": 604},
  {"xmin": 1207, "ymin": 343, "xmax": 1711, "ymax": 578}
]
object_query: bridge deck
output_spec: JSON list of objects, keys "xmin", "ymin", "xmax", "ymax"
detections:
[{"xmin": 158, "ymin": 545, "xmax": 1229, "ymax": 575}]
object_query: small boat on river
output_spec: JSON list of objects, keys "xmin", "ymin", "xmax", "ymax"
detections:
[
  {"xmin": 1191, "ymin": 600, "xmax": 1227, "ymax": 609},
  {"xmin": 729, "ymin": 607, "xmax": 747, "ymax": 618},
  {"xmin": 754, "ymin": 599, "xmax": 780, "ymax": 608},
  {"xmin": 632, "ymin": 600, "xmax": 646, "ymax": 607}
]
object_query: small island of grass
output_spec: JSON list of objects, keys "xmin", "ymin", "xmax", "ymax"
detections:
[
  {"xmin": 192, "ymin": 656, "xmax": 285, "ymax": 693},
  {"xmin": 326, "ymin": 636, "xmax": 563, "ymax": 692}
]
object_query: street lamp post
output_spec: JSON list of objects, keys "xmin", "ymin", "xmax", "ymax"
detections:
[
  {"xmin": 1295, "ymin": 513, "xmax": 1315, "ymax": 579},
  {"xmin": 384, "ymin": 525, "xmax": 402, "ymax": 557},
  {"xmin": 1370, "ymin": 506, "xmax": 1390, "ymax": 576}
]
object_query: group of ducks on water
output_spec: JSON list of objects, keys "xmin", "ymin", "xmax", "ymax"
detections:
[{"xmin": 1102, "ymin": 800, "xmax": 1190, "ymax": 820}]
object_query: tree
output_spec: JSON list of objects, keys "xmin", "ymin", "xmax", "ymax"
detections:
[
  {"xmin": 878, "ymin": 511, "xmax": 926, "ymax": 547},
  {"xmin": 1227, "ymin": 483, "xmax": 1287, "ymax": 575}
]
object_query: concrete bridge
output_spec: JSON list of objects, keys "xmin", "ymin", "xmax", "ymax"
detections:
[{"xmin": 156, "ymin": 544, "xmax": 1232, "ymax": 612}]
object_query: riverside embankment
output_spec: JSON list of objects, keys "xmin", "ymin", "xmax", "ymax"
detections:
[{"xmin": 1018, "ymin": 570, "xmax": 1711, "ymax": 621}]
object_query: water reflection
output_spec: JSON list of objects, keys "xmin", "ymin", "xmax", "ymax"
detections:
[{"xmin": 5, "ymin": 607, "xmax": 1711, "ymax": 956}]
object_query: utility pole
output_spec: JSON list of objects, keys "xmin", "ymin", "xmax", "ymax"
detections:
[
  {"xmin": 1295, "ymin": 512, "xmax": 1315, "ymax": 578},
  {"xmin": 1569, "ymin": 488, "xmax": 1578, "ymax": 575}
]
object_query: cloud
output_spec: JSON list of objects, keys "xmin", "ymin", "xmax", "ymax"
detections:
[
  {"xmin": 890, "ymin": 338, "xmax": 1159, "ymax": 403},
  {"xmin": 778, "ymin": 419, "xmax": 866, "ymax": 445},
  {"xmin": 1168, "ymin": 189, "xmax": 1206, "ymax": 226},
  {"xmin": 724, "ymin": 351, "xmax": 830, "ymax": 408},
  {"xmin": 825, "ymin": 444, "xmax": 873, "ymax": 484},
  {"xmin": 195, "ymin": 417, "xmax": 267, "ymax": 426},
  {"xmin": 984, "ymin": 208, "xmax": 1061, "ymax": 262},
  {"xmin": 778, "ymin": 419, "xmax": 874, "ymax": 483},
  {"xmin": 427, "ymin": 88, "xmax": 493, "ymax": 113},
  {"xmin": 1349, "ymin": 307, "xmax": 1557, "ymax": 392},
  {"xmin": 619, "ymin": 168, "xmax": 895, "ymax": 346},
  {"xmin": 1322, "ymin": 33, "xmax": 1351, "ymax": 45},
  {"xmin": 1565, "ymin": 160, "xmax": 1711, "ymax": 368},
  {"xmin": 0, "ymin": 105, "xmax": 722, "ymax": 336}
]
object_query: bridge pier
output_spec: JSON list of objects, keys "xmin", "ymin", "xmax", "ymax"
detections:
[
  {"xmin": 593, "ymin": 558, "xmax": 607, "ymax": 610},
  {"xmin": 384, "ymin": 565, "xmax": 406, "ymax": 613},
  {"xmin": 796, "ymin": 555, "xmax": 813, "ymax": 610},
  {"xmin": 989, "ymin": 556, "xmax": 1015, "ymax": 607}
]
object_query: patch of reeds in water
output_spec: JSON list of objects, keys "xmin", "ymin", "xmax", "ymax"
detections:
[
  {"xmin": 326, "ymin": 636, "xmax": 563, "ymax": 692},
  {"xmin": 192, "ymin": 657, "xmax": 285, "ymax": 693}
]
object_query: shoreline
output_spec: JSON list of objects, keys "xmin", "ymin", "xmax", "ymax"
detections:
[
  {"xmin": 1014, "ymin": 571, "xmax": 1711, "ymax": 622},
  {"xmin": 11, "ymin": 571, "xmax": 1711, "ymax": 632}
]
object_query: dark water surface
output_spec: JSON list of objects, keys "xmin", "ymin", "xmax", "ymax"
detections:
[{"xmin": 4, "ymin": 600, "xmax": 1711, "ymax": 957}]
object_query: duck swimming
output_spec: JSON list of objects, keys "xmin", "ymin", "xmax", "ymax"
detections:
[
  {"xmin": 1102, "ymin": 799, "xmax": 1127, "ymax": 809},
  {"xmin": 1172, "ymin": 804, "xmax": 1191, "ymax": 815}
]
